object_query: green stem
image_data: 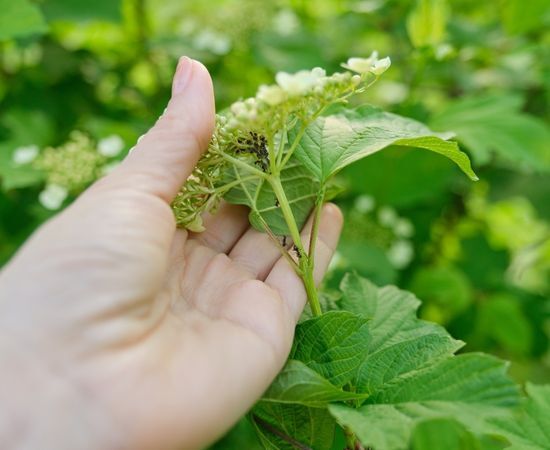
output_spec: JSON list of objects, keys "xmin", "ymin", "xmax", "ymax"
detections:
[
  {"xmin": 344, "ymin": 426, "xmax": 357, "ymax": 450},
  {"xmin": 269, "ymin": 176, "xmax": 304, "ymax": 256},
  {"xmin": 269, "ymin": 176, "xmax": 323, "ymax": 316},
  {"xmin": 218, "ymin": 152, "xmax": 268, "ymax": 179}
]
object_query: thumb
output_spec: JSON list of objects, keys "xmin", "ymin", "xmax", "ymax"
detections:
[{"xmin": 100, "ymin": 57, "xmax": 215, "ymax": 203}]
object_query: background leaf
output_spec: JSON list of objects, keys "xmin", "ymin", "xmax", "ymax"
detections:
[
  {"xmin": 0, "ymin": 0, "xmax": 48, "ymax": 41},
  {"xmin": 430, "ymin": 95, "xmax": 550, "ymax": 171}
]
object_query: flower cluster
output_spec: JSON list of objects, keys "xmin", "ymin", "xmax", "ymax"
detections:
[
  {"xmin": 172, "ymin": 54, "xmax": 391, "ymax": 230},
  {"xmin": 13, "ymin": 132, "xmax": 125, "ymax": 210}
]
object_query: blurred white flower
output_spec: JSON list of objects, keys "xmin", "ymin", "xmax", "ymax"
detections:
[
  {"xmin": 273, "ymin": 9, "xmax": 300, "ymax": 35},
  {"xmin": 13, "ymin": 145, "xmax": 39, "ymax": 165},
  {"xmin": 354, "ymin": 194, "xmax": 375, "ymax": 213},
  {"xmin": 275, "ymin": 68, "xmax": 325, "ymax": 96},
  {"xmin": 378, "ymin": 206, "xmax": 398, "ymax": 227},
  {"xmin": 257, "ymin": 84, "xmax": 286, "ymax": 105},
  {"xmin": 193, "ymin": 30, "xmax": 231, "ymax": 55},
  {"xmin": 394, "ymin": 218, "xmax": 414, "ymax": 238},
  {"xmin": 371, "ymin": 57, "xmax": 391, "ymax": 75},
  {"xmin": 39, "ymin": 184, "xmax": 68, "ymax": 210},
  {"xmin": 98, "ymin": 135, "xmax": 124, "ymax": 157},
  {"xmin": 387, "ymin": 240, "xmax": 414, "ymax": 269}
]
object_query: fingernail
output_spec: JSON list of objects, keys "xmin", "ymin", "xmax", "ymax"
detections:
[{"xmin": 172, "ymin": 56, "xmax": 193, "ymax": 96}]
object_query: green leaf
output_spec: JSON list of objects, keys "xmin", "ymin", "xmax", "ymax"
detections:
[
  {"xmin": 223, "ymin": 157, "xmax": 320, "ymax": 235},
  {"xmin": 409, "ymin": 265, "xmax": 473, "ymax": 325},
  {"xmin": 330, "ymin": 354, "xmax": 518, "ymax": 450},
  {"xmin": 0, "ymin": 0, "xmax": 48, "ymax": 41},
  {"xmin": 263, "ymin": 360, "xmax": 369, "ymax": 407},
  {"xmin": 411, "ymin": 418, "xmax": 506, "ymax": 450},
  {"xmin": 290, "ymin": 311, "xmax": 371, "ymax": 387},
  {"xmin": 406, "ymin": 0, "xmax": 449, "ymax": 48},
  {"xmin": 252, "ymin": 403, "xmax": 335, "ymax": 450},
  {"xmin": 501, "ymin": 0, "xmax": 550, "ymax": 35},
  {"xmin": 339, "ymin": 273, "xmax": 463, "ymax": 394},
  {"xmin": 294, "ymin": 106, "xmax": 477, "ymax": 184},
  {"xmin": 42, "ymin": 0, "xmax": 122, "ymax": 22},
  {"xmin": 430, "ymin": 95, "xmax": 550, "ymax": 171},
  {"xmin": 489, "ymin": 383, "xmax": 550, "ymax": 450}
]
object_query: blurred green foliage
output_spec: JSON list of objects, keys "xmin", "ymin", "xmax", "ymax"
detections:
[{"xmin": 0, "ymin": 0, "xmax": 549, "ymax": 447}]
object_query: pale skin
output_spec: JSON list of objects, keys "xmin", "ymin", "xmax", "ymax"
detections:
[{"xmin": 0, "ymin": 57, "xmax": 342, "ymax": 450}]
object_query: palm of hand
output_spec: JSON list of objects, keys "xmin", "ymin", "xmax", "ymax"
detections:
[{"xmin": 0, "ymin": 58, "xmax": 341, "ymax": 450}]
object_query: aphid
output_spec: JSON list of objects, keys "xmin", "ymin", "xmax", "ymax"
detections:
[{"xmin": 233, "ymin": 131, "xmax": 270, "ymax": 172}]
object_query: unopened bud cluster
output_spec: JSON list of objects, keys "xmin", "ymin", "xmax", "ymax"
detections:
[
  {"xmin": 13, "ymin": 131, "xmax": 125, "ymax": 210},
  {"xmin": 173, "ymin": 54, "xmax": 391, "ymax": 230}
]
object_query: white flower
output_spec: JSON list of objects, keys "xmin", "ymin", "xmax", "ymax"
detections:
[
  {"xmin": 354, "ymin": 194, "xmax": 375, "ymax": 213},
  {"xmin": 394, "ymin": 218, "xmax": 414, "ymax": 238},
  {"xmin": 273, "ymin": 9, "xmax": 300, "ymax": 35},
  {"xmin": 387, "ymin": 240, "xmax": 414, "ymax": 269},
  {"xmin": 39, "ymin": 184, "xmax": 68, "ymax": 210},
  {"xmin": 257, "ymin": 84, "xmax": 286, "ymax": 105},
  {"xmin": 98, "ymin": 135, "xmax": 124, "ymax": 157},
  {"xmin": 193, "ymin": 30, "xmax": 231, "ymax": 55},
  {"xmin": 342, "ymin": 52, "xmax": 378, "ymax": 73},
  {"xmin": 275, "ymin": 68, "xmax": 325, "ymax": 96},
  {"xmin": 371, "ymin": 57, "xmax": 391, "ymax": 75},
  {"xmin": 13, "ymin": 145, "xmax": 39, "ymax": 165}
]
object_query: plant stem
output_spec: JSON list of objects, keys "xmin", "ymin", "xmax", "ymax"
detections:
[
  {"xmin": 269, "ymin": 176, "xmax": 323, "ymax": 316},
  {"xmin": 343, "ymin": 426, "xmax": 357, "ymax": 450},
  {"xmin": 269, "ymin": 176, "xmax": 304, "ymax": 256}
]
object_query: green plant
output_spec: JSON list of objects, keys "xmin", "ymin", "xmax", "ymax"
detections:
[{"xmin": 169, "ymin": 57, "xmax": 546, "ymax": 449}]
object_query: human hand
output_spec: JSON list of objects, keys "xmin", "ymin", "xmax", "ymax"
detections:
[{"xmin": 0, "ymin": 57, "xmax": 342, "ymax": 450}]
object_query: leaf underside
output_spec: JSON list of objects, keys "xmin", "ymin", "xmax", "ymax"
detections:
[{"xmin": 223, "ymin": 106, "xmax": 477, "ymax": 236}]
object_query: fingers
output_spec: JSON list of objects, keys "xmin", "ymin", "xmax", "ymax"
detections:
[
  {"xmin": 228, "ymin": 227, "xmax": 285, "ymax": 280},
  {"xmin": 189, "ymin": 202, "xmax": 250, "ymax": 253},
  {"xmin": 265, "ymin": 203, "xmax": 343, "ymax": 321},
  {"xmin": 96, "ymin": 57, "xmax": 215, "ymax": 203}
]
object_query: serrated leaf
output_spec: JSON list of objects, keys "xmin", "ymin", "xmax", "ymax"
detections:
[
  {"xmin": 430, "ymin": 95, "xmax": 550, "ymax": 171},
  {"xmin": 489, "ymin": 383, "xmax": 550, "ymax": 450},
  {"xmin": 0, "ymin": 0, "xmax": 48, "ymax": 41},
  {"xmin": 329, "ymin": 354, "xmax": 518, "ymax": 450},
  {"xmin": 263, "ymin": 360, "xmax": 368, "ymax": 407},
  {"xmin": 252, "ymin": 403, "xmax": 335, "ymax": 450},
  {"xmin": 290, "ymin": 311, "xmax": 371, "ymax": 387},
  {"xmin": 294, "ymin": 107, "xmax": 477, "ymax": 184},
  {"xmin": 339, "ymin": 273, "xmax": 463, "ymax": 394}
]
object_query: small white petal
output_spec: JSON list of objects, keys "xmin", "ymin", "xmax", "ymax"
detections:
[
  {"xmin": 371, "ymin": 57, "xmax": 391, "ymax": 75},
  {"xmin": 39, "ymin": 184, "xmax": 68, "ymax": 210},
  {"xmin": 13, "ymin": 145, "xmax": 39, "ymax": 165},
  {"xmin": 98, "ymin": 135, "xmax": 125, "ymax": 157}
]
